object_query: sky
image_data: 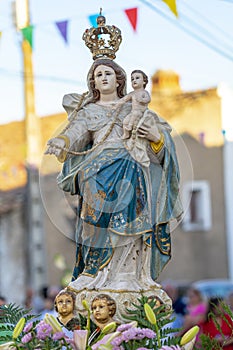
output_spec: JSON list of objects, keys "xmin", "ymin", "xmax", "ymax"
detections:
[{"xmin": 0, "ymin": 0, "xmax": 233, "ymax": 125}]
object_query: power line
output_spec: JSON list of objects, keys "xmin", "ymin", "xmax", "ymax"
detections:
[
  {"xmin": 182, "ymin": 1, "xmax": 233, "ymax": 45},
  {"xmin": 150, "ymin": 0, "xmax": 233, "ymax": 60},
  {"xmin": 178, "ymin": 9, "xmax": 233, "ymax": 56},
  {"xmin": 0, "ymin": 67, "xmax": 84, "ymax": 85},
  {"xmin": 138, "ymin": 0, "xmax": 233, "ymax": 62}
]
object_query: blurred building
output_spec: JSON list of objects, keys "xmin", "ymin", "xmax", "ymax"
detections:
[
  {"xmin": 151, "ymin": 70, "xmax": 233, "ymax": 284},
  {"xmin": 0, "ymin": 69, "xmax": 233, "ymax": 304},
  {"xmin": 0, "ymin": 114, "xmax": 75, "ymax": 305}
]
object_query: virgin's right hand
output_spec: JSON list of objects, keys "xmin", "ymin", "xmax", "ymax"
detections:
[{"xmin": 44, "ymin": 137, "xmax": 66, "ymax": 157}]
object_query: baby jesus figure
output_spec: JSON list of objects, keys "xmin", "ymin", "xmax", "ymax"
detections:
[
  {"xmin": 118, "ymin": 69, "xmax": 158, "ymax": 167},
  {"xmin": 121, "ymin": 69, "xmax": 151, "ymax": 140}
]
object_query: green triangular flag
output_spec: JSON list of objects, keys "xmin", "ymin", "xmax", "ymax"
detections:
[{"xmin": 21, "ymin": 25, "xmax": 34, "ymax": 48}]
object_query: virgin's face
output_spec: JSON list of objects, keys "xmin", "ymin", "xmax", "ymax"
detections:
[{"xmin": 94, "ymin": 65, "xmax": 117, "ymax": 95}]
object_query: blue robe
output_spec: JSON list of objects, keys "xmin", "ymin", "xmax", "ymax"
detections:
[{"xmin": 57, "ymin": 102, "xmax": 183, "ymax": 282}]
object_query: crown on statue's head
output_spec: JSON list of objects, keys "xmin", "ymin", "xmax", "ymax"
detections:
[{"xmin": 82, "ymin": 8, "xmax": 122, "ymax": 60}]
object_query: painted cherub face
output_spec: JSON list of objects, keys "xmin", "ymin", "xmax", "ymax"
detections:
[
  {"xmin": 56, "ymin": 294, "xmax": 74, "ymax": 317},
  {"xmin": 92, "ymin": 299, "xmax": 110, "ymax": 323},
  {"xmin": 131, "ymin": 72, "xmax": 144, "ymax": 89}
]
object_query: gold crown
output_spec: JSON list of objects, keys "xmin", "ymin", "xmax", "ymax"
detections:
[{"xmin": 82, "ymin": 9, "xmax": 122, "ymax": 60}]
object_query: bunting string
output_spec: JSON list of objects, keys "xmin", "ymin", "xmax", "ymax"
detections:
[{"xmin": 0, "ymin": 7, "xmax": 139, "ymax": 50}]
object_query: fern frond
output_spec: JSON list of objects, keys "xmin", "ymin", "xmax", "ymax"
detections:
[
  {"xmin": 122, "ymin": 296, "xmax": 181, "ymax": 347},
  {"xmin": 199, "ymin": 333, "xmax": 221, "ymax": 350},
  {"xmin": 162, "ymin": 335, "xmax": 180, "ymax": 346},
  {"xmin": 0, "ymin": 331, "xmax": 13, "ymax": 344},
  {"xmin": 0, "ymin": 323, "xmax": 14, "ymax": 331},
  {"xmin": 0, "ymin": 303, "xmax": 36, "ymax": 326}
]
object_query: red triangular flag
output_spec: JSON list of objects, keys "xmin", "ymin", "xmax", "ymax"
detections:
[{"xmin": 124, "ymin": 7, "xmax": 138, "ymax": 32}]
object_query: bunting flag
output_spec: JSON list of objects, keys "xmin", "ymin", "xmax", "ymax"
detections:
[
  {"xmin": 55, "ymin": 20, "xmax": 68, "ymax": 44},
  {"xmin": 124, "ymin": 7, "xmax": 138, "ymax": 32},
  {"xmin": 21, "ymin": 26, "xmax": 34, "ymax": 49},
  {"xmin": 162, "ymin": 0, "xmax": 178, "ymax": 17},
  {"xmin": 88, "ymin": 14, "xmax": 99, "ymax": 28},
  {"xmin": 2, "ymin": 8, "xmax": 142, "ymax": 51}
]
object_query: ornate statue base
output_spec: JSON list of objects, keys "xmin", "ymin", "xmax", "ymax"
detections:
[
  {"xmin": 67, "ymin": 284, "xmax": 172, "ymax": 323},
  {"xmin": 66, "ymin": 237, "xmax": 172, "ymax": 321}
]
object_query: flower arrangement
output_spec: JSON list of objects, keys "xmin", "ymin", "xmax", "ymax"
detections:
[
  {"xmin": 0, "ymin": 308, "xmax": 73, "ymax": 350},
  {"xmin": 0, "ymin": 297, "xmax": 198, "ymax": 350}
]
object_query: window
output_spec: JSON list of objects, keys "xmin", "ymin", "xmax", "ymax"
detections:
[{"xmin": 182, "ymin": 181, "xmax": 212, "ymax": 231}]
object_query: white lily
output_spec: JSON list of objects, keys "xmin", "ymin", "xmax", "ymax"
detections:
[
  {"xmin": 181, "ymin": 337, "xmax": 196, "ymax": 350},
  {"xmin": 73, "ymin": 329, "xmax": 88, "ymax": 350},
  {"xmin": 0, "ymin": 342, "xmax": 15, "ymax": 350}
]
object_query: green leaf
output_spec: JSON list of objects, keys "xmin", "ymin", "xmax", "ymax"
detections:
[
  {"xmin": 0, "ymin": 331, "xmax": 13, "ymax": 336},
  {"xmin": 0, "ymin": 323, "xmax": 14, "ymax": 332},
  {"xmin": 0, "ymin": 303, "xmax": 36, "ymax": 326},
  {"xmin": 122, "ymin": 295, "xmax": 181, "ymax": 347},
  {"xmin": 0, "ymin": 331, "xmax": 13, "ymax": 344}
]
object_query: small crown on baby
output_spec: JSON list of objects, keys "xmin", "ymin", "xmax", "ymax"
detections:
[{"xmin": 82, "ymin": 8, "xmax": 122, "ymax": 60}]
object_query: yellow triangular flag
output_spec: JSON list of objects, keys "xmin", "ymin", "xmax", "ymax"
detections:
[
  {"xmin": 0, "ymin": 32, "xmax": 2, "ymax": 39},
  {"xmin": 162, "ymin": 0, "xmax": 178, "ymax": 17}
]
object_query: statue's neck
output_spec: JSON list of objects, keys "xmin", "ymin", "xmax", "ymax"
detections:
[
  {"xmin": 58, "ymin": 313, "xmax": 74, "ymax": 325},
  {"xmin": 98, "ymin": 91, "xmax": 119, "ymax": 104},
  {"xmin": 94, "ymin": 318, "xmax": 113, "ymax": 330}
]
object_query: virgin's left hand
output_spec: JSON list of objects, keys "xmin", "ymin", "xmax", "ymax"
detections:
[{"xmin": 137, "ymin": 123, "xmax": 161, "ymax": 142}]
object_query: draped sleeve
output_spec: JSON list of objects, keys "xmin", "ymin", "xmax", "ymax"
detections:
[
  {"xmin": 57, "ymin": 108, "xmax": 92, "ymax": 193},
  {"xmin": 60, "ymin": 109, "xmax": 92, "ymax": 154},
  {"xmin": 145, "ymin": 109, "xmax": 172, "ymax": 164}
]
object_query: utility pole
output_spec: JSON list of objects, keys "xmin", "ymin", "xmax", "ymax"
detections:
[{"xmin": 13, "ymin": 0, "xmax": 47, "ymax": 294}]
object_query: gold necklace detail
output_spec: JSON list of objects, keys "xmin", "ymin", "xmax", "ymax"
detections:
[{"xmin": 51, "ymin": 102, "xmax": 122, "ymax": 156}]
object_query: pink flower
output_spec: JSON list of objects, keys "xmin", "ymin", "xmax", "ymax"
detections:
[
  {"xmin": 111, "ymin": 335, "xmax": 124, "ymax": 347},
  {"xmin": 52, "ymin": 331, "xmax": 65, "ymax": 340},
  {"xmin": 117, "ymin": 324, "xmax": 133, "ymax": 332},
  {"xmin": 120, "ymin": 327, "xmax": 156, "ymax": 342},
  {"xmin": 23, "ymin": 321, "xmax": 33, "ymax": 333},
  {"xmin": 116, "ymin": 322, "xmax": 137, "ymax": 332},
  {"xmin": 111, "ymin": 327, "xmax": 156, "ymax": 346},
  {"xmin": 138, "ymin": 328, "xmax": 156, "ymax": 339},
  {"xmin": 36, "ymin": 320, "xmax": 52, "ymax": 340},
  {"xmin": 92, "ymin": 333, "xmax": 120, "ymax": 350},
  {"xmin": 21, "ymin": 333, "xmax": 32, "ymax": 343},
  {"xmin": 160, "ymin": 346, "xmax": 181, "ymax": 350}
]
